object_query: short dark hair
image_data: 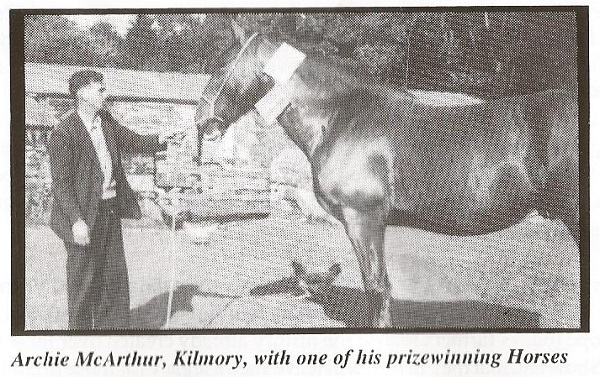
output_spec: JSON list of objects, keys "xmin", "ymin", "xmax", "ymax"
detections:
[{"xmin": 68, "ymin": 70, "xmax": 104, "ymax": 98}]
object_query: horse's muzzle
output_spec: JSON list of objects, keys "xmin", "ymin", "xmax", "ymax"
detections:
[{"xmin": 197, "ymin": 119, "xmax": 223, "ymax": 141}]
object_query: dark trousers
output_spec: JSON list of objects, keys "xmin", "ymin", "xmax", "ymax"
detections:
[{"xmin": 64, "ymin": 198, "xmax": 130, "ymax": 330}]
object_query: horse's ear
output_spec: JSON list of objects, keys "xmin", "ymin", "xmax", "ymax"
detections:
[{"xmin": 231, "ymin": 19, "xmax": 247, "ymax": 45}]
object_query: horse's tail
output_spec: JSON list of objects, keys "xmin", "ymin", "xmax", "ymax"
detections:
[{"xmin": 525, "ymin": 89, "xmax": 580, "ymax": 245}]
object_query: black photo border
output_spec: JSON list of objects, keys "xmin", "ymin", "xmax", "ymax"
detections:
[{"xmin": 10, "ymin": 6, "xmax": 590, "ymax": 336}]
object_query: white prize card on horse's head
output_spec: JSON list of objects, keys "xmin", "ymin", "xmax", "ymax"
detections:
[
  {"xmin": 255, "ymin": 84, "xmax": 293, "ymax": 124},
  {"xmin": 263, "ymin": 43, "xmax": 306, "ymax": 84}
]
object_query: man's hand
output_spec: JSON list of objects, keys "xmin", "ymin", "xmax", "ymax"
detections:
[
  {"xmin": 72, "ymin": 218, "xmax": 90, "ymax": 246},
  {"xmin": 158, "ymin": 128, "xmax": 186, "ymax": 144},
  {"xmin": 153, "ymin": 188, "xmax": 188, "ymax": 229}
]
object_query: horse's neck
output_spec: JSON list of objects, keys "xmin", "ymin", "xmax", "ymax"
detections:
[
  {"xmin": 276, "ymin": 98, "xmax": 329, "ymax": 160},
  {"xmin": 275, "ymin": 62, "xmax": 353, "ymax": 160}
]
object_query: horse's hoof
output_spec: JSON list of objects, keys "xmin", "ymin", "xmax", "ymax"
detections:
[
  {"xmin": 376, "ymin": 311, "xmax": 392, "ymax": 328},
  {"xmin": 378, "ymin": 318, "xmax": 392, "ymax": 328}
]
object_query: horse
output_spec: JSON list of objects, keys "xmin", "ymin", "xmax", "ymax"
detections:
[{"xmin": 193, "ymin": 30, "xmax": 579, "ymax": 327}]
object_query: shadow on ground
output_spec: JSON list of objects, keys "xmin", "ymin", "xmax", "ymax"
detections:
[
  {"xmin": 129, "ymin": 284, "xmax": 238, "ymax": 329},
  {"xmin": 250, "ymin": 280, "xmax": 540, "ymax": 329},
  {"xmin": 130, "ymin": 281, "xmax": 540, "ymax": 330}
]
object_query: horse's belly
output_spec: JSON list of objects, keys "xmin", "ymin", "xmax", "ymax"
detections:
[{"xmin": 391, "ymin": 162, "xmax": 539, "ymax": 235}]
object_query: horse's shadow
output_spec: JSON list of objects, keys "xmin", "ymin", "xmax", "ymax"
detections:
[
  {"xmin": 130, "ymin": 281, "xmax": 540, "ymax": 329},
  {"xmin": 129, "ymin": 284, "xmax": 237, "ymax": 329},
  {"xmin": 250, "ymin": 279, "xmax": 540, "ymax": 329}
]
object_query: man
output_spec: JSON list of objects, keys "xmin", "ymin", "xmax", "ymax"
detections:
[{"xmin": 48, "ymin": 70, "xmax": 181, "ymax": 330}]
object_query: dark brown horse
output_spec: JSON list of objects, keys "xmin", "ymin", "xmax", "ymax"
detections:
[{"xmin": 194, "ymin": 31, "xmax": 579, "ymax": 327}]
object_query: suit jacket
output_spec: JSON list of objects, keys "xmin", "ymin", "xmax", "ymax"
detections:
[{"xmin": 48, "ymin": 110, "xmax": 167, "ymax": 243}]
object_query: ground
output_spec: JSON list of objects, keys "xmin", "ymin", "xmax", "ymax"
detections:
[{"xmin": 24, "ymin": 212, "xmax": 579, "ymax": 331}]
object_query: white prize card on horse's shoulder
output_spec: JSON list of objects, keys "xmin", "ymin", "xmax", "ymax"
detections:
[
  {"xmin": 263, "ymin": 43, "xmax": 306, "ymax": 84},
  {"xmin": 254, "ymin": 84, "xmax": 293, "ymax": 124}
]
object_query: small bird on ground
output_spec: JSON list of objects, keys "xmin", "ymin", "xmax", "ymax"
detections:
[
  {"xmin": 182, "ymin": 222, "xmax": 219, "ymax": 244},
  {"xmin": 291, "ymin": 260, "xmax": 342, "ymax": 299}
]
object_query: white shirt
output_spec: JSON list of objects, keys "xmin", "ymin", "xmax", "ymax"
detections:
[{"xmin": 79, "ymin": 111, "xmax": 117, "ymax": 199}]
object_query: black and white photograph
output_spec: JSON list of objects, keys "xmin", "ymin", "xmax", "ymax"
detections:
[{"xmin": 11, "ymin": 6, "xmax": 588, "ymax": 336}]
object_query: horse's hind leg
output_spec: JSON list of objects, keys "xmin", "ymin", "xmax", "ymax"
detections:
[
  {"xmin": 558, "ymin": 188, "xmax": 579, "ymax": 247},
  {"xmin": 543, "ymin": 157, "xmax": 579, "ymax": 246},
  {"xmin": 340, "ymin": 206, "xmax": 391, "ymax": 327},
  {"xmin": 539, "ymin": 99, "xmax": 579, "ymax": 246}
]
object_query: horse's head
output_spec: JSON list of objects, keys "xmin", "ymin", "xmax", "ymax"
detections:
[{"xmin": 195, "ymin": 29, "xmax": 274, "ymax": 144}]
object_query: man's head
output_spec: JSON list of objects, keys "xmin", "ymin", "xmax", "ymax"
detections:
[{"xmin": 69, "ymin": 70, "xmax": 107, "ymax": 112}]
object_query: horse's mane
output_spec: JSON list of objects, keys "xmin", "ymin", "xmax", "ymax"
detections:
[
  {"xmin": 292, "ymin": 51, "xmax": 415, "ymax": 109},
  {"xmin": 298, "ymin": 54, "xmax": 364, "ymax": 91}
]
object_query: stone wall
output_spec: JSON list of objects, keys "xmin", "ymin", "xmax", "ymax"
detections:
[{"xmin": 24, "ymin": 97, "xmax": 308, "ymax": 223}]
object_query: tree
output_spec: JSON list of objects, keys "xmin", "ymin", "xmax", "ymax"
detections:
[
  {"xmin": 23, "ymin": 12, "xmax": 578, "ymax": 97},
  {"xmin": 504, "ymin": 12, "xmax": 577, "ymax": 95},
  {"xmin": 235, "ymin": 13, "xmax": 409, "ymax": 85},
  {"xmin": 153, "ymin": 14, "xmax": 206, "ymax": 72},
  {"xmin": 199, "ymin": 14, "xmax": 237, "ymax": 74},
  {"xmin": 89, "ymin": 21, "xmax": 122, "ymax": 67},
  {"xmin": 123, "ymin": 15, "xmax": 159, "ymax": 70},
  {"xmin": 24, "ymin": 15, "xmax": 96, "ymax": 65}
]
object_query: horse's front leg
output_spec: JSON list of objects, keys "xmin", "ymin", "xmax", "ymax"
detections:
[{"xmin": 341, "ymin": 205, "xmax": 391, "ymax": 327}]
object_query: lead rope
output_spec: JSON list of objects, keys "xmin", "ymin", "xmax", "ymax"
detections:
[{"xmin": 165, "ymin": 176, "xmax": 179, "ymax": 329}]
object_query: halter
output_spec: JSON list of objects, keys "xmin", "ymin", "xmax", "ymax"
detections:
[{"xmin": 197, "ymin": 32, "xmax": 260, "ymax": 126}]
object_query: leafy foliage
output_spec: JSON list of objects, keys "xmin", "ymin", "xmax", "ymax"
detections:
[
  {"xmin": 89, "ymin": 21, "xmax": 123, "ymax": 67},
  {"xmin": 24, "ymin": 12, "xmax": 578, "ymax": 98},
  {"xmin": 122, "ymin": 15, "xmax": 160, "ymax": 70},
  {"xmin": 25, "ymin": 15, "xmax": 96, "ymax": 65}
]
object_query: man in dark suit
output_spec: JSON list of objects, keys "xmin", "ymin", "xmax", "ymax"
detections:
[{"xmin": 48, "ymin": 70, "xmax": 181, "ymax": 330}]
